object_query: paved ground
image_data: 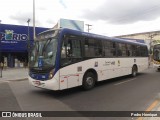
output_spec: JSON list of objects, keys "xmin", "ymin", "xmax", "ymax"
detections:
[
  {"xmin": 0, "ymin": 68, "xmax": 28, "ymax": 120},
  {"xmin": 0, "ymin": 68, "xmax": 160, "ymax": 120},
  {"xmin": 0, "ymin": 68, "xmax": 28, "ymax": 81},
  {"xmin": 0, "ymin": 82, "xmax": 22, "ymax": 111}
]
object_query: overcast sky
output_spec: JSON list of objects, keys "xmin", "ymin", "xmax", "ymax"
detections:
[{"xmin": 1, "ymin": 0, "xmax": 160, "ymax": 36}]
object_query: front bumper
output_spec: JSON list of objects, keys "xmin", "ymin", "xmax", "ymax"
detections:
[{"xmin": 28, "ymin": 76, "xmax": 59, "ymax": 90}]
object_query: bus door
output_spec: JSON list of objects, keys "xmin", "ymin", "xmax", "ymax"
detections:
[{"xmin": 60, "ymin": 35, "xmax": 83, "ymax": 89}]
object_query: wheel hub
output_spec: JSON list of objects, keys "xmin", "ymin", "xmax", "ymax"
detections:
[{"xmin": 86, "ymin": 77, "xmax": 93, "ymax": 85}]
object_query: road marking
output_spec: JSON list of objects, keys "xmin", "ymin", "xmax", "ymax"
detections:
[
  {"xmin": 137, "ymin": 100, "xmax": 160, "ymax": 120},
  {"xmin": 114, "ymin": 78, "xmax": 136, "ymax": 86},
  {"xmin": 145, "ymin": 100, "xmax": 159, "ymax": 111}
]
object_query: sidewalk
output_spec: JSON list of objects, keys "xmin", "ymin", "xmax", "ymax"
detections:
[{"xmin": 0, "ymin": 68, "xmax": 28, "ymax": 81}]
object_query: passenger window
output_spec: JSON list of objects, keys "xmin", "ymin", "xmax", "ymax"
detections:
[
  {"xmin": 84, "ymin": 38, "xmax": 102, "ymax": 57},
  {"xmin": 61, "ymin": 35, "xmax": 82, "ymax": 66},
  {"xmin": 117, "ymin": 43, "xmax": 127, "ymax": 57},
  {"xmin": 136, "ymin": 46, "xmax": 141, "ymax": 56},
  {"xmin": 103, "ymin": 41, "xmax": 116, "ymax": 57},
  {"xmin": 132, "ymin": 45, "xmax": 136, "ymax": 56},
  {"xmin": 84, "ymin": 38, "xmax": 95, "ymax": 57},
  {"xmin": 126, "ymin": 44, "xmax": 132, "ymax": 57}
]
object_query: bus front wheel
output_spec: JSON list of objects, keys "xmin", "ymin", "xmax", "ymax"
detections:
[{"xmin": 82, "ymin": 72, "xmax": 96, "ymax": 90}]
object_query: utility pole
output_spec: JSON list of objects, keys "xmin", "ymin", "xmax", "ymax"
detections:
[
  {"xmin": 33, "ymin": 0, "xmax": 36, "ymax": 40},
  {"xmin": 27, "ymin": 19, "xmax": 31, "ymax": 66},
  {"xmin": 27, "ymin": 19, "xmax": 30, "ymax": 43},
  {"xmin": 85, "ymin": 24, "xmax": 92, "ymax": 33},
  {"xmin": 0, "ymin": 20, "xmax": 2, "ymax": 78}
]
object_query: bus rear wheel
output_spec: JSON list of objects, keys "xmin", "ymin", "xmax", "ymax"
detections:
[
  {"xmin": 82, "ymin": 72, "xmax": 96, "ymax": 90},
  {"xmin": 132, "ymin": 66, "xmax": 138, "ymax": 77}
]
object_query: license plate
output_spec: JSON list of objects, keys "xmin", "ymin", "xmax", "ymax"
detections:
[{"xmin": 33, "ymin": 81, "xmax": 41, "ymax": 86}]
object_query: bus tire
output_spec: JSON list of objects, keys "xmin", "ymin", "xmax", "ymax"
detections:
[
  {"xmin": 132, "ymin": 65, "xmax": 138, "ymax": 77},
  {"xmin": 82, "ymin": 72, "xmax": 96, "ymax": 90}
]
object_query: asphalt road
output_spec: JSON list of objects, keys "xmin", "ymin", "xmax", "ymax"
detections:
[{"xmin": 0, "ymin": 67, "xmax": 160, "ymax": 120}]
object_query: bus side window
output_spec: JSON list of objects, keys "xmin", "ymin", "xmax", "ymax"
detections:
[
  {"xmin": 84, "ymin": 38, "xmax": 102, "ymax": 57},
  {"xmin": 136, "ymin": 46, "xmax": 141, "ymax": 56},
  {"xmin": 61, "ymin": 40, "xmax": 72, "ymax": 58},
  {"xmin": 61, "ymin": 36, "xmax": 82, "ymax": 67},
  {"xmin": 132, "ymin": 45, "xmax": 136, "ymax": 56},
  {"xmin": 61, "ymin": 45, "xmax": 66, "ymax": 58},
  {"xmin": 126, "ymin": 44, "xmax": 132, "ymax": 57},
  {"xmin": 71, "ymin": 40, "xmax": 82, "ymax": 58},
  {"xmin": 117, "ymin": 43, "xmax": 122, "ymax": 57},
  {"xmin": 117, "ymin": 43, "xmax": 127, "ymax": 57},
  {"xmin": 103, "ymin": 41, "xmax": 114, "ymax": 57},
  {"xmin": 95, "ymin": 40, "xmax": 102, "ymax": 57},
  {"xmin": 66, "ymin": 40, "xmax": 72, "ymax": 57},
  {"xmin": 61, "ymin": 41, "xmax": 72, "ymax": 66},
  {"xmin": 84, "ymin": 38, "xmax": 94, "ymax": 57}
]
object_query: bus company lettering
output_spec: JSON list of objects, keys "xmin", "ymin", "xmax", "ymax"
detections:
[
  {"xmin": 0, "ymin": 30, "xmax": 28, "ymax": 41},
  {"xmin": 103, "ymin": 61, "xmax": 115, "ymax": 66}
]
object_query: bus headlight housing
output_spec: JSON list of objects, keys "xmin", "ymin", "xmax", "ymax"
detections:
[
  {"xmin": 153, "ymin": 60, "xmax": 160, "ymax": 65},
  {"xmin": 49, "ymin": 69, "xmax": 54, "ymax": 79}
]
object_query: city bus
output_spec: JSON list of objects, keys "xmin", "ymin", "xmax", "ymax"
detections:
[
  {"xmin": 28, "ymin": 28, "xmax": 149, "ymax": 90},
  {"xmin": 152, "ymin": 43, "xmax": 160, "ymax": 71}
]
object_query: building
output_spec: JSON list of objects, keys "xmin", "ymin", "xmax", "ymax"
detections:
[
  {"xmin": 53, "ymin": 18, "xmax": 84, "ymax": 31},
  {"xmin": 116, "ymin": 31, "xmax": 160, "ymax": 49},
  {"xmin": 0, "ymin": 24, "xmax": 49, "ymax": 68}
]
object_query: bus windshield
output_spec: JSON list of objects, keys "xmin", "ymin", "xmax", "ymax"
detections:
[
  {"xmin": 30, "ymin": 38, "xmax": 58, "ymax": 68},
  {"xmin": 153, "ymin": 44, "xmax": 160, "ymax": 61}
]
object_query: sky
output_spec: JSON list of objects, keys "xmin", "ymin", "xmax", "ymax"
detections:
[{"xmin": 1, "ymin": 0, "xmax": 160, "ymax": 36}]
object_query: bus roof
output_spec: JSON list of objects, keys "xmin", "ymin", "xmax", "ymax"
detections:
[{"xmin": 38, "ymin": 28, "xmax": 147, "ymax": 46}]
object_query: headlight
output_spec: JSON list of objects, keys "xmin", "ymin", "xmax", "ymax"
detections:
[
  {"xmin": 49, "ymin": 69, "xmax": 54, "ymax": 79},
  {"xmin": 153, "ymin": 60, "xmax": 160, "ymax": 64}
]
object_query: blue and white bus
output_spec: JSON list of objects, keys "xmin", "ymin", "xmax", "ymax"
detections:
[{"xmin": 29, "ymin": 28, "xmax": 149, "ymax": 90}]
